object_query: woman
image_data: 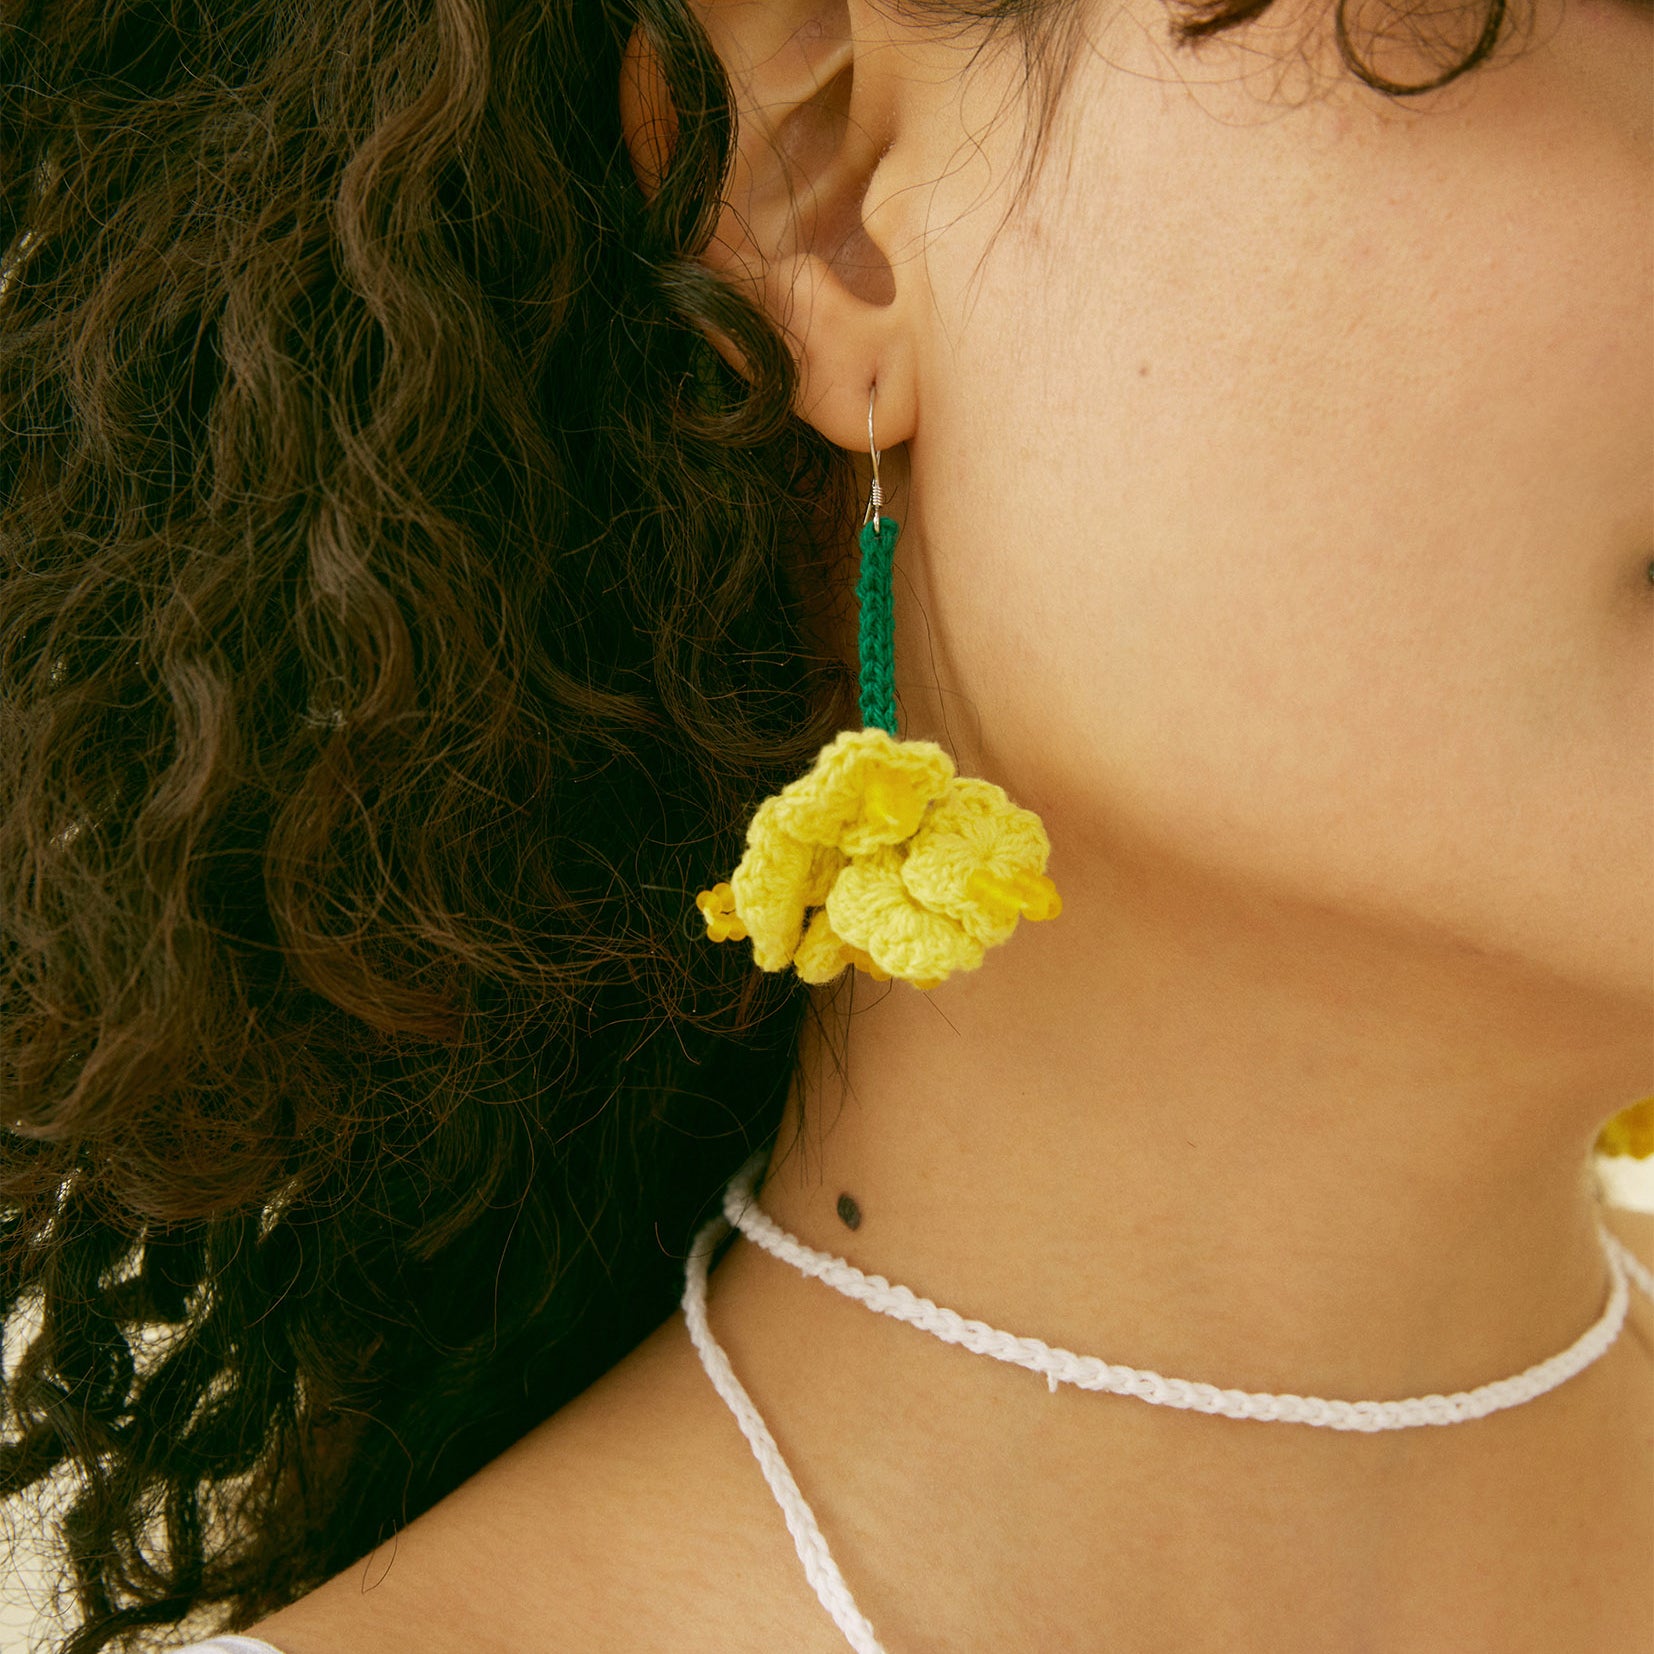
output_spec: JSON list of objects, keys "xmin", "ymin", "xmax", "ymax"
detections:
[{"xmin": 1, "ymin": 0, "xmax": 1650, "ymax": 1649}]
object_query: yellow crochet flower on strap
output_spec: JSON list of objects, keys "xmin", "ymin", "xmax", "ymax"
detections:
[
  {"xmin": 1595, "ymin": 1096, "xmax": 1654, "ymax": 1158},
  {"xmin": 695, "ymin": 728, "xmax": 1061, "ymax": 990}
]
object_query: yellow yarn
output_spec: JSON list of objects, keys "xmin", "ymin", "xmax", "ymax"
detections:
[
  {"xmin": 695, "ymin": 727, "xmax": 1061, "ymax": 989},
  {"xmin": 693, "ymin": 884, "xmax": 746, "ymax": 943},
  {"xmin": 1595, "ymin": 1096, "xmax": 1654, "ymax": 1158}
]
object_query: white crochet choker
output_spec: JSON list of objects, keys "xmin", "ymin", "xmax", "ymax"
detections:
[{"xmin": 681, "ymin": 1148, "xmax": 1654, "ymax": 1654}]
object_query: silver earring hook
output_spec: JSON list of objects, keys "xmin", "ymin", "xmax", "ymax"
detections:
[{"xmin": 862, "ymin": 381, "xmax": 883, "ymax": 534}]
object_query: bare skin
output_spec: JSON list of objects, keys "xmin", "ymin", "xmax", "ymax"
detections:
[{"xmin": 247, "ymin": 0, "xmax": 1653, "ymax": 1647}]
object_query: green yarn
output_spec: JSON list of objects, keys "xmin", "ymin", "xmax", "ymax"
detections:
[{"xmin": 856, "ymin": 515, "xmax": 900, "ymax": 736}]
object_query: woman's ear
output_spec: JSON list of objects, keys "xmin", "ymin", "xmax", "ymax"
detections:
[{"xmin": 619, "ymin": 1, "xmax": 924, "ymax": 455}]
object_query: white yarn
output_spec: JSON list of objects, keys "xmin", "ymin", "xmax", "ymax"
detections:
[
  {"xmin": 720, "ymin": 1156, "xmax": 1649, "ymax": 1430},
  {"xmin": 682, "ymin": 1206, "xmax": 889, "ymax": 1654},
  {"xmin": 170, "ymin": 1640, "xmax": 288, "ymax": 1654},
  {"xmin": 1619, "ymin": 1238, "xmax": 1654, "ymax": 1305},
  {"xmin": 682, "ymin": 1150, "xmax": 1654, "ymax": 1654}
]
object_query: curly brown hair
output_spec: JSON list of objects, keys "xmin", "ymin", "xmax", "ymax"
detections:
[{"xmin": 0, "ymin": 0, "xmax": 1537, "ymax": 1648}]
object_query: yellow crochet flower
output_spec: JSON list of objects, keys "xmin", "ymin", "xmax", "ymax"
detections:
[
  {"xmin": 696, "ymin": 728, "xmax": 1061, "ymax": 990},
  {"xmin": 1595, "ymin": 1096, "xmax": 1654, "ymax": 1158}
]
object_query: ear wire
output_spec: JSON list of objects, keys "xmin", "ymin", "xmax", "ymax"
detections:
[{"xmin": 862, "ymin": 381, "xmax": 882, "ymax": 533}]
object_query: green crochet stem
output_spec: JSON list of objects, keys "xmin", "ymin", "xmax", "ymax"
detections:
[{"xmin": 856, "ymin": 515, "xmax": 900, "ymax": 737}]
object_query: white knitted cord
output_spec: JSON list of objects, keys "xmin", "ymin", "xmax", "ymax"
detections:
[
  {"xmin": 682, "ymin": 1208, "xmax": 888, "ymax": 1654},
  {"xmin": 684, "ymin": 1156, "xmax": 1654, "ymax": 1654},
  {"xmin": 1618, "ymin": 1238, "xmax": 1654, "ymax": 1305},
  {"xmin": 721, "ymin": 1158, "xmax": 1652, "ymax": 1432}
]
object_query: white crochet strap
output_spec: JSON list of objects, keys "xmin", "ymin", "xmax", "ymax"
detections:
[
  {"xmin": 685, "ymin": 1154, "xmax": 1653, "ymax": 1654},
  {"xmin": 1614, "ymin": 1233, "xmax": 1654, "ymax": 1306},
  {"xmin": 682, "ymin": 1211, "xmax": 889, "ymax": 1654},
  {"xmin": 722, "ymin": 1161, "xmax": 1651, "ymax": 1432}
]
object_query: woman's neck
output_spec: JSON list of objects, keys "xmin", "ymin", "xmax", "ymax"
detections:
[
  {"xmin": 698, "ymin": 839, "xmax": 1652, "ymax": 1648},
  {"xmin": 757, "ymin": 841, "xmax": 1637, "ymax": 1401}
]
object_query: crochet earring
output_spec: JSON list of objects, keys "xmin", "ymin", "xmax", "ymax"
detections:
[{"xmin": 694, "ymin": 382, "xmax": 1061, "ymax": 991}]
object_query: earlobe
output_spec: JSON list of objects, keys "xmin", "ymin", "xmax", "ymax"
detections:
[{"xmin": 766, "ymin": 246, "xmax": 917, "ymax": 454}]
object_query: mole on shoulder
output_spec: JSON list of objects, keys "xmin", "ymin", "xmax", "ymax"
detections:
[{"xmin": 836, "ymin": 1193, "xmax": 862, "ymax": 1231}]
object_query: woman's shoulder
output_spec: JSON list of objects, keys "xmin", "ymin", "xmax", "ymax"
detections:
[
  {"xmin": 196, "ymin": 1201, "xmax": 1654, "ymax": 1654},
  {"xmin": 229, "ymin": 1307, "xmax": 845, "ymax": 1654}
]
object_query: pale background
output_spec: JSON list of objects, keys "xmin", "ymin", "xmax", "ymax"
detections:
[{"xmin": 3, "ymin": 1155, "xmax": 1653, "ymax": 1654}]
